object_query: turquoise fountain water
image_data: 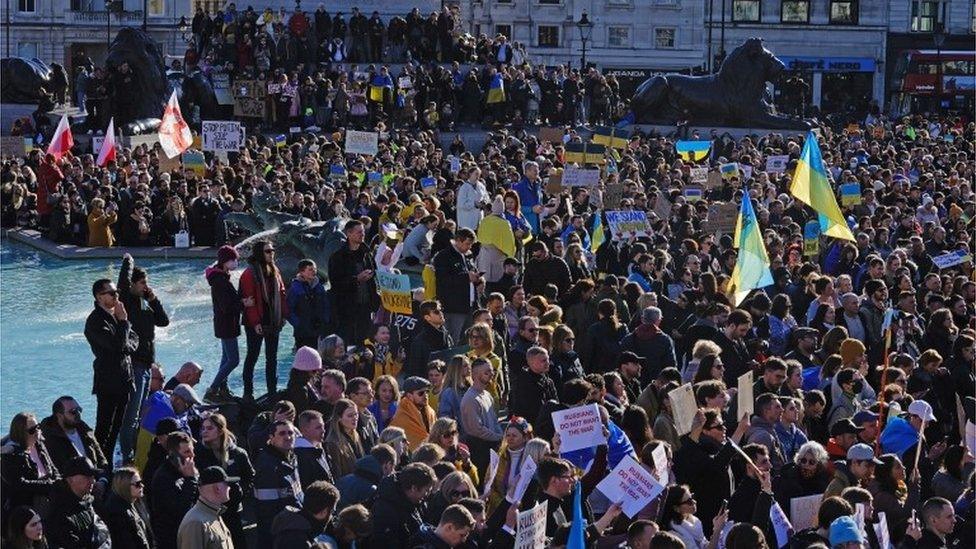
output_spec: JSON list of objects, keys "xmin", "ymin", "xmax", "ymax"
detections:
[{"xmin": 0, "ymin": 240, "xmax": 296, "ymax": 427}]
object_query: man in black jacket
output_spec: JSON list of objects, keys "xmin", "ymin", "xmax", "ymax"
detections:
[
  {"xmin": 83, "ymin": 278, "xmax": 139, "ymax": 461},
  {"xmin": 433, "ymin": 228, "xmax": 483, "ymax": 342},
  {"xmin": 117, "ymin": 253, "xmax": 170, "ymax": 465},
  {"xmin": 150, "ymin": 431, "xmax": 199, "ymax": 549},
  {"xmin": 510, "ymin": 346, "xmax": 558, "ymax": 425},
  {"xmin": 369, "ymin": 463, "xmax": 438, "ymax": 549},
  {"xmin": 189, "ymin": 183, "xmax": 221, "ymax": 246},
  {"xmin": 39, "ymin": 396, "xmax": 110, "ymax": 478},
  {"xmin": 328, "ymin": 220, "xmax": 377, "ymax": 346},
  {"xmin": 367, "ymin": 11, "xmax": 385, "ymax": 62},
  {"xmin": 522, "ymin": 241, "xmax": 572, "ymax": 298},
  {"xmin": 271, "ymin": 480, "xmax": 340, "ymax": 548},
  {"xmin": 407, "ymin": 301, "xmax": 454, "ymax": 378},
  {"xmin": 45, "ymin": 456, "xmax": 111, "ymax": 549},
  {"xmin": 295, "ymin": 409, "xmax": 333, "ymax": 489}
]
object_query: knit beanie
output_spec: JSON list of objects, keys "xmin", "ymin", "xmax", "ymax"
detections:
[
  {"xmin": 840, "ymin": 338, "xmax": 866, "ymax": 365},
  {"xmin": 829, "ymin": 516, "xmax": 864, "ymax": 546},
  {"xmin": 292, "ymin": 346, "xmax": 323, "ymax": 372}
]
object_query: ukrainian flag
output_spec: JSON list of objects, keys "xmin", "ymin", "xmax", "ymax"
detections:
[
  {"xmin": 675, "ymin": 140, "xmax": 711, "ymax": 162},
  {"xmin": 486, "ymin": 73, "xmax": 506, "ymax": 104},
  {"xmin": 591, "ymin": 126, "xmax": 631, "ymax": 149},
  {"xmin": 564, "ymin": 143, "xmax": 606, "ymax": 165},
  {"xmin": 369, "ymin": 74, "xmax": 393, "ymax": 103},
  {"xmin": 591, "ymin": 213, "xmax": 605, "ymax": 253},
  {"xmin": 790, "ymin": 131, "xmax": 855, "ymax": 241},
  {"xmin": 274, "ymin": 134, "xmax": 287, "ymax": 148},
  {"xmin": 729, "ymin": 195, "xmax": 773, "ymax": 306}
]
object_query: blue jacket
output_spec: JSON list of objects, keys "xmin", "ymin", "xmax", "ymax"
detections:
[
  {"xmin": 286, "ymin": 277, "xmax": 329, "ymax": 341},
  {"xmin": 336, "ymin": 455, "xmax": 383, "ymax": 510},
  {"xmin": 513, "ymin": 176, "xmax": 542, "ymax": 234}
]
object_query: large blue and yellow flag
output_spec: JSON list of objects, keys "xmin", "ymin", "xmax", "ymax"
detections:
[
  {"xmin": 486, "ymin": 73, "xmax": 506, "ymax": 104},
  {"xmin": 592, "ymin": 126, "xmax": 631, "ymax": 149},
  {"xmin": 369, "ymin": 74, "xmax": 393, "ymax": 103},
  {"xmin": 729, "ymin": 195, "xmax": 773, "ymax": 306},
  {"xmin": 591, "ymin": 213, "xmax": 605, "ymax": 253},
  {"xmin": 790, "ymin": 132, "xmax": 855, "ymax": 241},
  {"xmin": 675, "ymin": 140, "xmax": 711, "ymax": 162}
]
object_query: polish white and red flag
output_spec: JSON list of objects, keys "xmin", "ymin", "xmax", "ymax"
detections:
[
  {"xmin": 157, "ymin": 90, "xmax": 192, "ymax": 159},
  {"xmin": 96, "ymin": 118, "xmax": 117, "ymax": 167},
  {"xmin": 46, "ymin": 114, "xmax": 74, "ymax": 160}
]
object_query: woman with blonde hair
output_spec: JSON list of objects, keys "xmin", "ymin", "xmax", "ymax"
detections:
[
  {"xmin": 194, "ymin": 412, "xmax": 253, "ymax": 548},
  {"xmin": 485, "ymin": 416, "xmax": 533, "ymax": 514},
  {"xmin": 465, "ymin": 324, "xmax": 504, "ymax": 405},
  {"xmin": 367, "ymin": 375, "xmax": 400, "ymax": 430},
  {"xmin": 424, "ymin": 470, "xmax": 478, "ymax": 524},
  {"xmin": 427, "ymin": 417, "xmax": 479, "ymax": 485},
  {"xmin": 438, "ymin": 355, "xmax": 472, "ymax": 422},
  {"xmin": 102, "ymin": 466, "xmax": 153, "ymax": 549},
  {"xmin": 325, "ymin": 399, "xmax": 365, "ymax": 478}
]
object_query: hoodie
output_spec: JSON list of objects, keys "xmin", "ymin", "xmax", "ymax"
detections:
[
  {"xmin": 336, "ymin": 454, "xmax": 382, "ymax": 509},
  {"xmin": 206, "ymin": 266, "xmax": 242, "ymax": 339}
]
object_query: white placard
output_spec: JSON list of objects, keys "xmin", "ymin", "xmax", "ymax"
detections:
[
  {"xmin": 482, "ymin": 449, "xmax": 500, "ymax": 498},
  {"xmin": 790, "ymin": 493, "xmax": 823, "ymax": 531},
  {"xmin": 770, "ymin": 501, "xmax": 793, "ymax": 548},
  {"xmin": 562, "ymin": 167, "xmax": 601, "ymax": 187},
  {"xmin": 741, "ymin": 164, "xmax": 753, "ymax": 181},
  {"xmin": 766, "ymin": 155, "xmax": 789, "ymax": 174},
  {"xmin": 449, "ymin": 155, "xmax": 461, "ymax": 174},
  {"xmin": 874, "ymin": 511, "xmax": 890, "ymax": 549},
  {"xmin": 931, "ymin": 249, "xmax": 972, "ymax": 269},
  {"xmin": 737, "ymin": 371, "xmax": 754, "ymax": 420},
  {"xmin": 668, "ymin": 383, "xmax": 697, "ymax": 436},
  {"xmin": 651, "ymin": 444, "xmax": 669, "ymax": 486},
  {"xmin": 514, "ymin": 500, "xmax": 548, "ymax": 549},
  {"xmin": 551, "ymin": 404, "xmax": 605, "ymax": 453},
  {"xmin": 690, "ymin": 166, "xmax": 708, "ymax": 183},
  {"xmin": 345, "ymin": 130, "xmax": 379, "ymax": 156},
  {"xmin": 595, "ymin": 454, "xmax": 665, "ymax": 518},
  {"xmin": 605, "ymin": 210, "xmax": 650, "ymax": 240},
  {"xmin": 511, "ymin": 455, "xmax": 537, "ymax": 503},
  {"xmin": 202, "ymin": 120, "xmax": 244, "ymax": 152}
]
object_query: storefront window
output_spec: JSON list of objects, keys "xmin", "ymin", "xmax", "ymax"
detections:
[
  {"xmin": 911, "ymin": 0, "xmax": 944, "ymax": 31},
  {"xmin": 733, "ymin": 0, "xmax": 761, "ymax": 22},
  {"xmin": 830, "ymin": 0, "xmax": 858, "ymax": 24},
  {"xmin": 782, "ymin": 0, "xmax": 810, "ymax": 22}
]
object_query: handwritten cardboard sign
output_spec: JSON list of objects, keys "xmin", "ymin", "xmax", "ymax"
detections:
[
  {"xmin": 704, "ymin": 202, "xmax": 738, "ymax": 234},
  {"xmin": 202, "ymin": 121, "xmax": 244, "ymax": 153},
  {"xmin": 551, "ymin": 404, "xmax": 605, "ymax": 453},
  {"xmin": 511, "ymin": 455, "xmax": 537, "ymax": 503},
  {"xmin": 668, "ymin": 383, "xmax": 697, "ymax": 436},
  {"xmin": 514, "ymin": 500, "xmax": 548, "ymax": 549},
  {"xmin": 766, "ymin": 155, "xmax": 789, "ymax": 173},
  {"xmin": 932, "ymin": 249, "xmax": 973, "ymax": 270},
  {"xmin": 595, "ymin": 454, "xmax": 665, "ymax": 518},
  {"xmin": 603, "ymin": 182, "xmax": 624, "ymax": 209},
  {"xmin": 689, "ymin": 166, "xmax": 708, "ymax": 184},
  {"xmin": 605, "ymin": 210, "xmax": 649, "ymax": 240},
  {"xmin": 233, "ymin": 79, "xmax": 267, "ymax": 118},
  {"xmin": 376, "ymin": 270, "xmax": 412, "ymax": 314},
  {"xmin": 345, "ymin": 130, "xmax": 379, "ymax": 156},
  {"xmin": 538, "ymin": 126, "xmax": 565, "ymax": 144},
  {"xmin": 562, "ymin": 167, "xmax": 601, "ymax": 187},
  {"xmin": 737, "ymin": 371, "xmax": 754, "ymax": 419},
  {"xmin": 651, "ymin": 443, "xmax": 669, "ymax": 486},
  {"xmin": 790, "ymin": 493, "xmax": 823, "ymax": 531}
]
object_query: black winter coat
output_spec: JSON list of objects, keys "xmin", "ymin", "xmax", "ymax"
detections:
[
  {"xmin": 433, "ymin": 245, "xmax": 475, "ymax": 314},
  {"xmin": 406, "ymin": 321, "xmax": 453, "ymax": 378},
  {"xmin": 294, "ymin": 438, "xmax": 334, "ymax": 490},
  {"xmin": 369, "ymin": 473, "xmax": 428, "ymax": 549},
  {"xmin": 102, "ymin": 491, "xmax": 153, "ymax": 549},
  {"xmin": 38, "ymin": 416, "xmax": 109, "ymax": 476},
  {"xmin": 509, "ymin": 368, "xmax": 557, "ymax": 426},
  {"xmin": 207, "ymin": 266, "xmax": 242, "ymax": 339},
  {"xmin": 673, "ymin": 434, "xmax": 736, "ymax": 537},
  {"xmin": 45, "ymin": 483, "xmax": 111, "ymax": 549},
  {"xmin": 0, "ymin": 439, "xmax": 59, "ymax": 523},
  {"xmin": 328, "ymin": 243, "xmax": 378, "ymax": 310},
  {"xmin": 83, "ymin": 304, "xmax": 139, "ymax": 396},
  {"xmin": 549, "ymin": 350, "xmax": 584, "ymax": 400},
  {"xmin": 149, "ymin": 459, "xmax": 199, "ymax": 549},
  {"xmin": 522, "ymin": 256, "xmax": 572, "ymax": 297},
  {"xmin": 271, "ymin": 506, "xmax": 324, "ymax": 549},
  {"xmin": 118, "ymin": 255, "xmax": 170, "ymax": 364}
]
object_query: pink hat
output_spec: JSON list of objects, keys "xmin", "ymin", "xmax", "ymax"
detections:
[{"xmin": 292, "ymin": 346, "xmax": 322, "ymax": 372}]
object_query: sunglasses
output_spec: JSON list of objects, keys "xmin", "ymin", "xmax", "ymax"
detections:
[
  {"xmin": 27, "ymin": 425, "xmax": 39, "ymax": 435},
  {"xmin": 706, "ymin": 423, "xmax": 726, "ymax": 430},
  {"xmin": 65, "ymin": 408, "xmax": 83, "ymax": 416},
  {"xmin": 798, "ymin": 457, "xmax": 817, "ymax": 466},
  {"xmin": 99, "ymin": 289, "xmax": 119, "ymax": 297},
  {"xmin": 443, "ymin": 430, "xmax": 458, "ymax": 437},
  {"xmin": 132, "ymin": 480, "xmax": 145, "ymax": 487},
  {"xmin": 452, "ymin": 490, "xmax": 471, "ymax": 498}
]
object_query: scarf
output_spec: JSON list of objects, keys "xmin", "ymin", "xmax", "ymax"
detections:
[
  {"xmin": 670, "ymin": 516, "xmax": 707, "ymax": 549},
  {"xmin": 254, "ymin": 262, "xmax": 283, "ymax": 330}
]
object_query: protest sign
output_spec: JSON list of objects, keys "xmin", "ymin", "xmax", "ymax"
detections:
[
  {"xmin": 551, "ymin": 404, "xmax": 605, "ymax": 453},
  {"xmin": 182, "ymin": 149, "xmax": 206, "ymax": 178},
  {"xmin": 345, "ymin": 130, "xmax": 379, "ymax": 156},
  {"xmin": 596, "ymin": 454, "xmax": 666, "ymax": 518},
  {"xmin": 689, "ymin": 167, "xmax": 708, "ymax": 184},
  {"xmin": 720, "ymin": 162, "xmax": 739, "ymax": 180},
  {"xmin": 737, "ymin": 372, "xmax": 754, "ymax": 419},
  {"xmin": 397, "ymin": 76, "xmax": 413, "ymax": 89},
  {"xmin": 651, "ymin": 443, "xmax": 669, "ymax": 486},
  {"xmin": 605, "ymin": 210, "xmax": 649, "ymax": 240},
  {"xmin": 840, "ymin": 183, "xmax": 861, "ymax": 206},
  {"xmin": 329, "ymin": 164, "xmax": 347, "ymax": 183},
  {"xmin": 482, "ymin": 449, "xmax": 500, "ymax": 498},
  {"xmin": 233, "ymin": 79, "xmax": 267, "ymax": 118},
  {"xmin": 421, "ymin": 176, "xmax": 437, "ymax": 195},
  {"xmin": 202, "ymin": 121, "xmax": 244, "ymax": 153},
  {"xmin": 545, "ymin": 179, "xmax": 563, "ymax": 196},
  {"xmin": 211, "ymin": 71, "xmax": 233, "ymax": 105},
  {"xmin": 932, "ymin": 249, "xmax": 972, "ymax": 270},
  {"xmin": 514, "ymin": 500, "xmax": 548, "ymax": 549},
  {"xmin": 854, "ymin": 503, "xmax": 866, "ymax": 533},
  {"xmin": 683, "ymin": 186, "xmax": 704, "ymax": 202},
  {"xmin": 603, "ymin": 182, "xmax": 624, "ymax": 209},
  {"xmin": 704, "ymin": 202, "xmax": 738, "ymax": 234},
  {"xmin": 158, "ymin": 153, "xmax": 181, "ymax": 173},
  {"xmin": 874, "ymin": 512, "xmax": 890, "ymax": 549},
  {"xmin": 741, "ymin": 165, "xmax": 753, "ymax": 181},
  {"xmin": 0, "ymin": 136, "xmax": 26, "ymax": 157},
  {"xmin": 769, "ymin": 501, "xmax": 793, "ymax": 548},
  {"xmin": 704, "ymin": 170, "xmax": 723, "ymax": 190},
  {"xmin": 511, "ymin": 456, "xmax": 537, "ymax": 503},
  {"xmin": 538, "ymin": 126, "xmax": 565, "ymax": 144},
  {"xmin": 790, "ymin": 493, "xmax": 823, "ymax": 531},
  {"xmin": 803, "ymin": 220, "xmax": 820, "ymax": 257},
  {"xmin": 653, "ymin": 191, "xmax": 672, "ymax": 220},
  {"xmin": 449, "ymin": 155, "xmax": 461, "ymax": 174},
  {"xmin": 766, "ymin": 155, "xmax": 789, "ymax": 173},
  {"xmin": 376, "ymin": 271, "xmax": 412, "ymax": 314},
  {"xmin": 367, "ymin": 171, "xmax": 383, "ymax": 185},
  {"xmin": 669, "ymin": 383, "xmax": 697, "ymax": 436},
  {"xmin": 563, "ymin": 167, "xmax": 601, "ymax": 187}
]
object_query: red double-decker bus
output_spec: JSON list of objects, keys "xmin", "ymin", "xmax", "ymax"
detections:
[{"xmin": 889, "ymin": 49, "xmax": 975, "ymax": 115}]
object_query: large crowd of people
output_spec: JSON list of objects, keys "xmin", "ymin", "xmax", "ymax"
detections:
[{"xmin": 0, "ymin": 38, "xmax": 974, "ymax": 549}]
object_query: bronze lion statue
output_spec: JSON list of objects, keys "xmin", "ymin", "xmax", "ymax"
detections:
[
  {"xmin": 631, "ymin": 37, "xmax": 812, "ymax": 130},
  {"xmin": 0, "ymin": 58, "xmax": 69, "ymax": 104}
]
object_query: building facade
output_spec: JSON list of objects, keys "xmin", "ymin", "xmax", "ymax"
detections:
[
  {"xmin": 467, "ymin": 0, "xmax": 706, "ymax": 95},
  {"xmin": 1, "ymin": 0, "xmax": 190, "ymax": 71}
]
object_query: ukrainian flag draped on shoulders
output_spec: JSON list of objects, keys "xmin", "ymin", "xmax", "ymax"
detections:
[
  {"xmin": 369, "ymin": 73, "xmax": 393, "ymax": 103},
  {"xmin": 729, "ymin": 194, "xmax": 773, "ymax": 306},
  {"xmin": 487, "ymin": 73, "xmax": 506, "ymax": 104},
  {"xmin": 790, "ymin": 131, "xmax": 855, "ymax": 241}
]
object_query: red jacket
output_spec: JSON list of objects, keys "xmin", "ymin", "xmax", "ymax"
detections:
[
  {"xmin": 238, "ymin": 265, "xmax": 288, "ymax": 329},
  {"xmin": 36, "ymin": 162, "xmax": 63, "ymax": 216}
]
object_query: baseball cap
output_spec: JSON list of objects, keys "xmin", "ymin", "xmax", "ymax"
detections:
[
  {"xmin": 829, "ymin": 419, "xmax": 864, "ymax": 437},
  {"xmin": 908, "ymin": 400, "xmax": 937, "ymax": 422},
  {"xmin": 847, "ymin": 443, "xmax": 882, "ymax": 464},
  {"xmin": 852, "ymin": 410, "xmax": 879, "ymax": 425},
  {"xmin": 402, "ymin": 376, "xmax": 432, "ymax": 393},
  {"xmin": 173, "ymin": 383, "xmax": 204, "ymax": 406},
  {"xmin": 63, "ymin": 456, "xmax": 101, "ymax": 477},
  {"xmin": 199, "ymin": 465, "xmax": 240, "ymax": 486},
  {"xmin": 619, "ymin": 351, "xmax": 645, "ymax": 366}
]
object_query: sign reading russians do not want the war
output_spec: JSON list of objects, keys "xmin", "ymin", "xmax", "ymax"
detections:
[{"xmin": 551, "ymin": 403, "xmax": 605, "ymax": 453}]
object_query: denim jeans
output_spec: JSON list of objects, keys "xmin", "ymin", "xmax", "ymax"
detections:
[
  {"xmin": 209, "ymin": 337, "xmax": 240, "ymax": 392},
  {"xmin": 118, "ymin": 362, "xmax": 149, "ymax": 463},
  {"xmin": 242, "ymin": 326, "xmax": 279, "ymax": 397}
]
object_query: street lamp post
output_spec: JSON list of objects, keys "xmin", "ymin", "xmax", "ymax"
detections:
[
  {"xmin": 105, "ymin": 0, "xmax": 112, "ymax": 48},
  {"xmin": 933, "ymin": 22, "xmax": 946, "ymax": 111},
  {"xmin": 575, "ymin": 11, "xmax": 593, "ymax": 70}
]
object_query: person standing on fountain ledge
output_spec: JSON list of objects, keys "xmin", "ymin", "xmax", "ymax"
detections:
[
  {"xmin": 239, "ymin": 240, "xmax": 288, "ymax": 402},
  {"xmin": 329, "ymin": 219, "xmax": 378, "ymax": 348}
]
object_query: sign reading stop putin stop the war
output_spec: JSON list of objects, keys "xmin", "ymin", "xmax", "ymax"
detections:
[
  {"xmin": 551, "ymin": 403, "xmax": 605, "ymax": 453},
  {"xmin": 376, "ymin": 271, "xmax": 412, "ymax": 314}
]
